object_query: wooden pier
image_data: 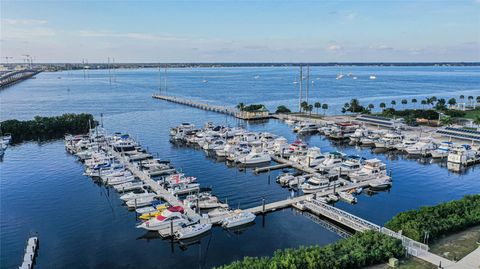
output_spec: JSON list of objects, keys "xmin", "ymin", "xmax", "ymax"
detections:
[{"xmin": 152, "ymin": 94, "xmax": 273, "ymax": 120}]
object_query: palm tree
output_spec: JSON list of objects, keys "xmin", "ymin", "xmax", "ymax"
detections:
[
  {"xmin": 421, "ymin": 100, "xmax": 427, "ymax": 110},
  {"xmin": 380, "ymin": 102, "xmax": 386, "ymax": 111},
  {"xmin": 411, "ymin": 98, "xmax": 417, "ymax": 109},
  {"xmin": 391, "ymin": 100, "xmax": 396, "ymax": 109},
  {"xmin": 321, "ymin": 103, "xmax": 328, "ymax": 115},
  {"xmin": 368, "ymin": 103, "xmax": 374, "ymax": 112},
  {"xmin": 314, "ymin": 102, "xmax": 321, "ymax": 114},
  {"xmin": 473, "ymin": 116, "xmax": 480, "ymax": 126},
  {"xmin": 401, "ymin": 99, "xmax": 408, "ymax": 109},
  {"xmin": 448, "ymin": 98, "xmax": 457, "ymax": 108},
  {"xmin": 308, "ymin": 104, "xmax": 313, "ymax": 115},
  {"xmin": 440, "ymin": 116, "xmax": 453, "ymax": 126},
  {"xmin": 300, "ymin": 101, "xmax": 308, "ymax": 113},
  {"xmin": 460, "ymin": 95, "xmax": 465, "ymax": 104},
  {"xmin": 477, "ymin": 96, "xmax": 480, "ymax": 103},
  {"xmin": 236, "ymin": 102, "xmax": 245, "ymax": 111},
  {"xmin": 468, "ymin": 96, "xmax": 474, "ymax": 106}
]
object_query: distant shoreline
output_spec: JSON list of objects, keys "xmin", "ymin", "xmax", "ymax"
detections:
[{"xmin": 4, "ymin": 62, "xmax": 479, "ymax": 71}]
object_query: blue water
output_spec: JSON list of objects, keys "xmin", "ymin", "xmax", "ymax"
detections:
[{"xmin": 1, "ymin": 67, "xmax": 479, "ymax": 269}]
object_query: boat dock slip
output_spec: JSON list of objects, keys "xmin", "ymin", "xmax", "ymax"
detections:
[
  {"xmin": 253, "ymin": 163, "xmax": 290, "ymax": 173},
  {"xmin": 152, "ymin": 94, "xmax": 273, "ymax": 120},
  {"xmin": 19, "ymin": 236, "xmax": 38, "ymax": 269},
  {"xmin": 271, "ymin": 156, "xmax": 322, "ymax": 175}
]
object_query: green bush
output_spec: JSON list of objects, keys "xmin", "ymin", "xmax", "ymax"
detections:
[
  {"xmin": 381, "ymin": 109, "xmax": 439, "ymax": 120},
  {"xmin": 216, "ymin": 231, "xmax": 404, "ymax": 269},
  {"xmin": 385, "ymin": 195, "xmax": 480, "ymax": 242},
  {"xmin": 444, "ymin": 110, "xmax": 466, "ymax": 118},
  {"xmin": 276, "ymin": 105, "xmax": 291, "ymax": 114},
  {"xmin": 1, "ymin": 113, "xmax": 96, "ymax": 143}
]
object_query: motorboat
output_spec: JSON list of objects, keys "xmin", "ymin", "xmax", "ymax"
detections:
[
  {"xmin": 272, "ymin": 137, "xmax": 289, "ymax": 156},
  {"xmin": 301, "ymin": 176, "xmax": 330, "ymax": 193},
  {"xmin": 349, "ymin": 158, "xmax": 390, "ymax": 183},
  {"xmin": 120, "ymin": 190, "xmax": 156, "ymax": 202},
  {"xmin": 370, "ymin": 74, "xmax": 377, "ymax": 80},
  {"xmin": 431, "ymin": 141, "xmax": 454, "ymax": 158},
  {"xmin": 138, "ymin": 204, "xmax": 169, "ymax": 220},
  {"xmin": 369, "ymin": 178, "xmax": 392, "ymax": 190},
  {"xmin": 170, "ymin": 123, "xmax": 196, "ymax": 136},
  {"xmin": 137, "ymin": 209, "xmax": 188, "ymax": 231},
  {"xmin": 374, "ymin": 133, "xmax": 403, "ymax": 149},
  {"xmin": 288, "ymin": 175, "xmax": 307, "ymax": 188},
  {"xmin": 222, "ymin": 210, "xmax": 256, "ymax": 228},
  {"xmin": 298, "ymin": 123, "xmax": 321, "ymax": 134},
  {"xmin": 336, "ymin": 73, "xmax": 345, "ymax": 80},
  {"xmin": 113, "ymin": 181, "xmax": 144, "ymax": 192},
  {"xmin": 299, "ymin": 147, "xmax": 324, "ymax": 167},
  {"xmin": 394, "ymin": 136, "xmax": 419, "ymax": 151},
  {"xmin": 276, "ymin": 172, "xmax": 295, "ymax": 186},
  {"xmin": 168, "ymin": 183, "xmax": 200, "ymax": 196},
  {"xmin": 237, "ymin": 148, "xmax": 271, "ymax": 165},
  {"xmin": 126, "ymin": 196, "xmax": 158, "ymax": 208},
  {"xmin": 315, "ymin": 152, "xmax": 343, "ymax": 171},
  {"xmin": 334, "ymin": 156, "xmax": 363, "ymax": 175},
  {"xmin": 404, "ymin": 138, "xmax": 437, "ymax": 155},
  {"xmin": 183, "ymin": 192, "xmax": 228, "ymax": 209},
  {"xmin": 447, "ymin": 145, "xmax": 478, "ymax": 164},
  {"xmin": 175, "ymin": 223, "xmax": 212, "ymax": 239},
  {"xmin": 339, "ymin": 191, "xmax": 357, "ymax": 203}
]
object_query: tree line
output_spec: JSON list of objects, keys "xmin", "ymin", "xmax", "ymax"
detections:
[
  {"xmin": 385, "ymin": 194, "xmax": 480, "ymax": 243},
  {"xmin": 0, "ymin": 113, "xmax": 96, "ymax": 143},
  {"xmin": 215, "ymin": 231, "xmax": 404, "ymax": 269}
]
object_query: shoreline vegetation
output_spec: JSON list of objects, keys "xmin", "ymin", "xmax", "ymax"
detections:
[
  {"xmin": 0, "ymin": 113, "xmax": 96, "ymax": 144},
  {"xmin": 384, "ymin": 195, "xmax": 480, "ymax": 243},
  {"xmin": 215, "ymin": 231, "xmax": 404, "ymax": 269}
]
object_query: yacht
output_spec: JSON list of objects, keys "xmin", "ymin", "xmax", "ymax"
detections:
[
  {"xmin": 276, "ymin": 172, "xmax": 295, "ymax": 186},
  {"xmin": 349, "ymin": 128, "xmax": 368, "ymax": 143},
  {"xmin": 431, "ymin": 141, "xmax": 454, "ymax": 159},
  {"xmin": 374, "ymin": 133, "xmax": 403, "ymax": 149},
  {"xmin": 299, "ymin": 147, "xmax": 325, "ymax": 167},
  {"xmin": 334, "ymin": 156, "xmax": 363, "ymax": 175},
  {"xmin": 272, "ymin": 137, "xmax": 289, "ymax": 156},
  {"xmin": 222, "ymin": 210, "xmax": 256, "ymax": 228},
  {"xmin": 127, "ymin": 196, "xmax": 158, "ymax": 208},
  {"xmin": 120, "ymin": 190, "xmax": 156, "ymax": 202},
  {"xmin": 349, "ymin": 158, "xmax": 390, "ymax": 183},
  {"xmin": 288, "ymin": 175, "xmax": 307, "ymax": 188},
  {"xmin": 447, "ymin": 145, "xmax": 478, "ymax": 164},
  {"xmin": 113, "ymin": 181, "xmax": 145, "ymax": 192},
  {"xmin": 394, "ymin": 136, "xmax": 419, "ymax": 151},
  {"xmin": 170, "ymin": 123, "xmax": 196, "ymax": 136},
  {"xmin": 175, "ymin": 223, "xmax": 212, "ymax": 240},
  {"xmin": 301, "ymin": 176, "xmax": 330, "ymax": 193},
  {"xmin": 315, "ymin": 152, "xmax": 343, "ymax": 171},
  {"xmin": 405, "ymin": 138, "xmax": 437, "ymax": 155},
  {"xmin": 298, "ymin": 123, "xmax": 321, "ymax": 134},
  {"xmin": 237, "ymin": 148, "xmax": 271, "ymax": 165}
]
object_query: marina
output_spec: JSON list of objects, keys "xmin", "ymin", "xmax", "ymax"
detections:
[{"xmin": 2, "ymin": 67, "xmax": 479, "ymax": 268}]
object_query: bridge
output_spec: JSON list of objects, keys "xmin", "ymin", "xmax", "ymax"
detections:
[
  {"xmin": 0, "ymin": 69, "xmax": 41, "ymax": 88},
  {"xmin": 303, "ymin": 199, "xmax": 454, "ymax": 267}
]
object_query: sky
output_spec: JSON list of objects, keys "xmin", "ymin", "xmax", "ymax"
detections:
[{"xmin": 1, "ymin": 0, "xmax": 479, "ymax": 63}]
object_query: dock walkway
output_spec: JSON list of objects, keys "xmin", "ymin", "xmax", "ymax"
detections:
[{"xmin": 152, "ymin": 94, "xmax": 273, "ymax": 120}]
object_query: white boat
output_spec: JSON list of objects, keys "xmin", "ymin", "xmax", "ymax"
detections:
[
  {"xmin": 431, "ymin": 141, "xmax": 454, "ymax": 158},
  {"xmin": 222, "ymin": 211, "xmax": 256, "ymax": 228},
  {"xmin": 374, "ymin": 133, "xmax": 403, "ymax": 148},
  {"xmin": 126, "ymin": 196, "xmax": 157, "ymax": 208},
  {"xmin": 170, "ymin": 123, "xmax": 196, "ymax": 136},
  {"xmin": 106, "ymin": 175, "xmax": 136, "ymax": 186},
  {"xmin": 298, "ymin": 123, "xmax": 321, "ymax": 134},
  {"xmin": 276, "ymin": 172, "xmax": 295, "ymax": 186},
  {"xmin": 349, "ymin": 158, "xmax": 390, "ymax": 183},
  {"xmin": 175, "ymin": 223, "xmax": 212, "ymax": 239},
  {"xmin": 299, "ymin": 147, "xmax": 324, "ymax": 167},
  {"xmin": 339, "ymin": 191, "xmax": 357, "ymax": 203},
  {"xmin": 369, "ymin": 177, "xmax": 392, "ymax": 190},
  {"xmin": 237, "ymin": 148, "xmax": 271, "ymax": 165},
  {"xmin": 120, "ymin": 191, "xmax": 156, "ymax": 202},
  {"xmin": 404, "ymin": 138, "xmax": 437, "ymax": 155},
  {"xmin": 315, "ymin": 152, "xmax": 343, "ymax": 171},
  {"xmin": 288, "ymin": 175, "xmax": 307, "ymax": 188},
  {"xmin": 394, "ymin": 136, "xmax": 419, "ymax": 151},
  {"xmin": 137, "ymin": 211, "xmax": 189, "ymax": 231},
  {"xmin": 334, "ymin": 156, "xmax": 363, "ymax": 175},
  {"xmin": 113, "ymin": 181, "xmax": 144, "ymax": 192},
  {"xmin": 447, "ymin": 144, "xmax": 478, "ymax": 164},
  {"xmin": 301, "ymin": 176, "xmax": 330, "ymax": 193},
  {"xmin": 369, "ymin": 74, "xmax": 377, "ymax": 80},
  {"xmin": 336, "ymin": 73, "xmax": 345, "ymax": 80}
]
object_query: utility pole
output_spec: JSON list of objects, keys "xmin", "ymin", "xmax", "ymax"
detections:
[
  {"xmin": 306, "ymin": 65, "xmax": 310, "ymax": 103},
  {"xmin": 298, "ymin": 65, "xmax": 303, "ymax": 112}
]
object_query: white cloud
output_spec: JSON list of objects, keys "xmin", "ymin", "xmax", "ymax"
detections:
[
  {"xmin": 2, "ymin": 18, "xmax": 48, "ymax": 25},
  {"xmin": 78, "ymin": 30, "xmax": 184, "ymax": 41},
  {"xmin": 368, "ymin": 44, "xmax": 394, "ymax": 51},
  {"xmin": 326, "ymin": 44, "xmax": 343, "ymax": 52}
]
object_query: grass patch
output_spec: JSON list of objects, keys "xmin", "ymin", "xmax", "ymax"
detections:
[
  {"xmin": 462, "ymin": 107, "xmax": 480, "ymax": 120},
  {"xmin": 429, "ymin": 225, "xmax": 480, "ymax": 261},
  {"xmin": 365, "ymin": 257, "xmax": 436, "ymax": 269}
]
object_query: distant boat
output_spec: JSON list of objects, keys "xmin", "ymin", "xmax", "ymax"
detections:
[
  {"xmin": 254, "ymin": 75, "xmax": 260, "ymax": 79},
  {"xmin": 370, "ymin": 74, "xmax": 377, "ymax": 80},
  {"xmin": 336, "ymin": 73, "xmax": 345, "ymax": 80},
  {"xmin": 352, "ymin": 76, "xmax": 358, "ymax": 80},
  {"xmin": 203, "ymin": 79, "xmax": 208, "ymax": 83}
]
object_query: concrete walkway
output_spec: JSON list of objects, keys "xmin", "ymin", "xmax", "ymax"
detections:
[{"xmin": 446, "ymin": 246, "xmax": 480, "ymax": 269}]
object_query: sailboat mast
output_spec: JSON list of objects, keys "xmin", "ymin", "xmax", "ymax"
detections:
[
  {"xmin": 164, "ymin": 65, "xmax": 168, "ymax": 95},
  {"xmin": 299, "ymin": 65, "xmax": 303, "ymax": 112},
  {"xmin": 306, "ymin": 65, "xmax": 310, "ymax": 104},
  {"xmin": 158, "ymin": 64, "xmax": 162, "ymax": 94}
]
